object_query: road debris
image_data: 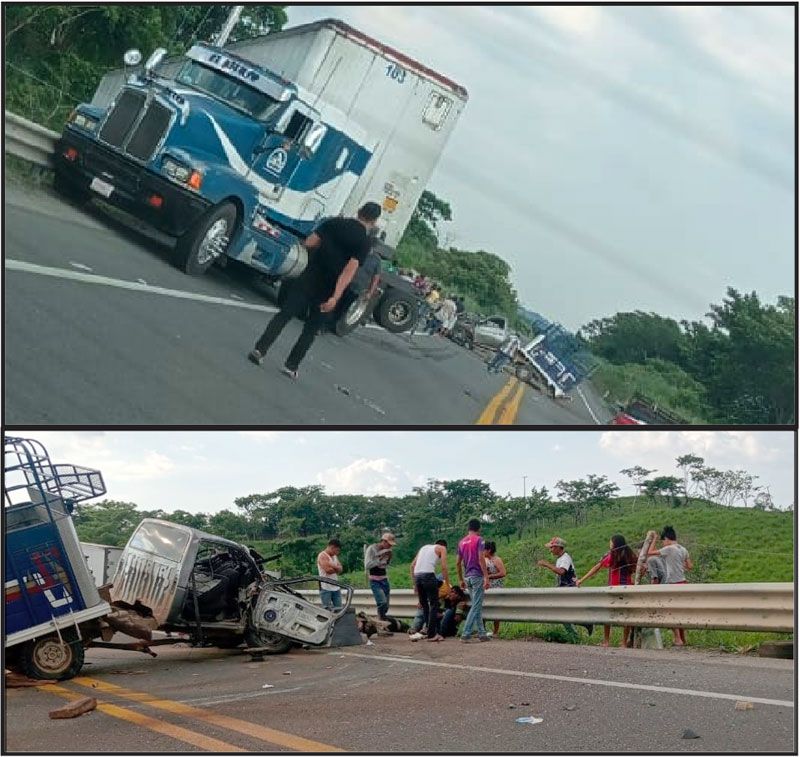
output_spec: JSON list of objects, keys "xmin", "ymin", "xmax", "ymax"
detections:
[
  {"xmin": 735, "ymin": 701, "xmax": 754, "ymax": 711},
  {"xmin": 5, "ymin": 670, "xmax": 56, "ymax": 688},
  {"xmin": 262, "ymin": 684, "xmax": 275, "ymax": 689},
  {"xmin": 283, "ymin": 671, "xmax": 292, "ymax": 675},
  {"xmin": 49, "ymin": 697, "xmax": 97, "ymax": 719},
  {"xmin": 520, "ymin": 701, "xmax": 530, "ymax": 706},
  {"xmin": 507, "ymin": 704, "xmax": 517, "ymax": 709},
  {"xmin": 681, "ymin": 729, "xmax": 700, "ymax": 740},
  {"xmin": 563, "ymin": 705, "xmax": 577, "ymax": 711},
  {"xmin": 335, "ymin": 385, "xmax": 351, "ymax": 396},
  {"xmin": 515, "ymin": 716, "xmax": 544, "ymax": 725},
  {"xmin": 105, "ymin": 670, "xmax": 148, "ymax": 675}
]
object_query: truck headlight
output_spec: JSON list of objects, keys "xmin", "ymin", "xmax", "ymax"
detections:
[
  {"xmin": 69, "ymin": 111, "xmax": 99, "ymax": 132},
  {"xmin": 163, "ymin": 157, "xmax": 202, "ymax": 189}
]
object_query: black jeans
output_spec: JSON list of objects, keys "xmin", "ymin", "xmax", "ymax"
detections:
[
  {"xmin": 254, "ymin": 275, "xmax": 325, "ymax": 371},
  {"xmin": 415, "ymin": 573, "xmax": 440, "ymax": 638}
]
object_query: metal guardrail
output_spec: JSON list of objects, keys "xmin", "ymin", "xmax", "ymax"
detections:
[
  {"xmin": 5, "ymin": 110, "xmax": 59, "ymax": 167},
  {"xmin": 301, "ymin": 583, "xmax": 793, "ymax": 633}
]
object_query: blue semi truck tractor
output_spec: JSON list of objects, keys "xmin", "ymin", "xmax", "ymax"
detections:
[
  {"xmin": 53, "ymin": 19, "xmax": 468, "ymax": 335},
  {"xmin": 4, "ymin": 436, "xmax": 110, "ymax": 679}
]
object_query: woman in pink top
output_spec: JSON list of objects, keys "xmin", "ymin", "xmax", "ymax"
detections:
[{"xmin": 578, "ymin": 534, "xmax": 637, "ymax": 647}]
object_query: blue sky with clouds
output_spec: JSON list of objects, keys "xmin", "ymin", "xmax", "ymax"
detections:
[
  {"xmin": 284, "ymin": 5, "xmax": 794, "ymax": 330},
  {"xmin": 16, "ymin": 430, "xmax": 795, "ymax": 512}
]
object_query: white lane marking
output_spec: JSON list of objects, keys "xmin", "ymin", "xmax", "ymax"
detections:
[
  {"xmin": 5, "ymin": 259, "xmax": 428, "ymax": 335},
  {"xmin": 69, "ymin": 261, "xmax": 93, "ymax": 272},
  {"xmin": 576, "ymin": 385, "xmax": 602, "ymax": 425},
  {"xmin": 336, "ymin": 652, "xmax": 793, "ymax": 708}
]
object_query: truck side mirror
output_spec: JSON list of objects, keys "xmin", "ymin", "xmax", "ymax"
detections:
[
  {"xmin": 123, "ymin": 49, "xmax": 142, "ymax": 66},
  {"xmin": 302, "ymin": 123, "xmax": 327, "ymax": 155},
  {"xmin": 144, "ymin": 47, "xmax": 168, "ymax": 72}
]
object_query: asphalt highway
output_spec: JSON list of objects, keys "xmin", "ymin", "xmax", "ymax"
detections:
[
  {"xmin": 4, "ymin": 183, "xmax": 611, "ymax": 426},
  {"xmin": 4, "ymin": 635, "xmax": 793, "ymax": 753}
]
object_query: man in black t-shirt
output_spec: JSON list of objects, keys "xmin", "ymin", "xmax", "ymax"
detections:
[{"xmin": 248, "ymin": 202, "xmax": 382, "ymax": 378}]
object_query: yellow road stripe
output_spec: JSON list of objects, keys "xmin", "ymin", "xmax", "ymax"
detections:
[
  {"xmin": 42, "ymin": 684, "xmax": 243, "ymax": 752},
  {"xmin": 475, "ymin": 376, "xmax": 517, "ymax": 424},
  {"xmin": 73, "ymin": 677, "xmax": 343, "ymax": 753},
  {"xmin": 497, "ymin": 380, "xmax": 526, "ymax": 425}
]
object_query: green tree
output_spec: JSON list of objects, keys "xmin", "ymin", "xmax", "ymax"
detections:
[
  {"xmin": 555, "ymin": 475, "xmax": 620, "ymax": 526},
  {"xmin": 642, "ymin": 476, "xmax": 683, "ymax": 506},
  {"xmin": 580, "ymin": 311, "xmax": 685, "ymax": 365},
  {"xmin": 72, "ymin": 500, "xmax": 148, "ymax": 546}
]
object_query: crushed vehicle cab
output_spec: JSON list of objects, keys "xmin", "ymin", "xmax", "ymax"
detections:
[{"xmin": 110, "ymin": 518, "xmax": 352, "ymax": 654}]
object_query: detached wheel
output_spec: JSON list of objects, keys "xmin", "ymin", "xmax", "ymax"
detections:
[
  {"xmin": 376, "ymin": 290, "xmax": 416, "ymax": 333},
  {"xmin": 177, "ymin": 202, "xmax": 237, "ymax": 276},
  {"xmin": 21, "ymin": 631, "xmax": 85, "ymax": 680},
  {"xmin": 245, "ymin": 627, "xmax": 292, "ymax": 655}
]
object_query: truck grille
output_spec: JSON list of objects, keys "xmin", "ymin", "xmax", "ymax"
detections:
[{"xmin": 99, "ymin": 89, "xmax": 172, "ymax": 162}]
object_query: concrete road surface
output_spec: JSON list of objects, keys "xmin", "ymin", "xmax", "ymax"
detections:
[
  {"xmin": 4, "ymin": 636, "xmax": 793, "ymax": 753},
  {"xmin": 4, "ymin": 184, "xmax": 610, "ymax": 426}
]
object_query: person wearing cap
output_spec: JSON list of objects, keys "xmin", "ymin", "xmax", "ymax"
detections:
[
  {"xmin": 537, "ymin": 536, "xmax": 593, "ymax": 641},
  {"xmin": 364, "ymin": 532, "xmax": 396, "ymax": 620},
  {"xmin": 248, "ymin": 202, "xmax": 382, "ymax": 379}
]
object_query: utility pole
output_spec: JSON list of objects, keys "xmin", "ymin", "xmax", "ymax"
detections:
[
  {"xmin": 522, "ymin": 476, "xmax": 528, "ymax": 502},
  {"xmin": 216, "ymin": 5, "xmax": 244, "ymax": 47}
]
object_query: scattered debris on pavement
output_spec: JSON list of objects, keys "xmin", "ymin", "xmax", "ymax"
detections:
[
  {"xmin": 515, "ymin": 716, "xmax": 544, "ymax": 725},
  {"xmin": 5, "ymin": 670, "xmax": 56, "ymax": 688},
  {"xmin": 49, "ymin": 697, "xmax": 97, "ymax": 719},
  {"xmin": 681, "ymin": 729, "xmax": 700, "ymax": 739},
  {"xmin": 563, "ymin": 705, "xmax": 577, "ymax": 711},
  {"xmin": 262, "ymin": 684, "xmax": 275, "ymax": 689},
  {"xmin": 735, "ymin": 701, "xmax": 755, "ymax": 711}
]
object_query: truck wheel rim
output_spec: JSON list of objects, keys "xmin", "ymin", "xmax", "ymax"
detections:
[
  {"xmin": 345, "ymin": 298, "xmax": 368, "ymax": 326},
  {"xmin": 388, "ymin": 301, "xmax": 411, "ymax": 325},
  {"xmin": 197, "ymin": 219, "xmax": 229, "ymax": 265},
  {"xmin": 33, "ymin": 638, "xmax": 71, "ymax": 674}
]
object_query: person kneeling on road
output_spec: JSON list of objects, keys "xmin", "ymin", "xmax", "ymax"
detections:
[{"xmin": 248, "ymin": 203, "xmax": 382, "ymax": 379}]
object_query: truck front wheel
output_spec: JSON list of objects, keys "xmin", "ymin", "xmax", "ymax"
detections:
[
  {"xmin": 177, "ymin": 202, "xmax": 237, "ymax": 276},
  {"xmin": 21, "ymin": 630, "xmax": 85, "ymax": 680},
  {"xmin": 376, "ymin": 289, "xmax": 417, "ymax": 333}
]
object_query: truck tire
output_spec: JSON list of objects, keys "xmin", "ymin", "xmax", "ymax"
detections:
[
  {"xmin": 515, "ymin": 365, "xmax": 533, "ymax": 383},
  {"xmin": 21, "ymin": 630, "xmax": 85, "ymax": 680},
  {"xmin": 335, "ymin": 295, "xmax": 370, "ymax": 337},
  {"xmin": 375, "ymin": 289, "xmax": 416, "ymax": 333},
  {"xmin": 177, "ymin": 202, "xmax": 237, "ymax": 276},
  {"xmin": 244, "ymin": 627, "xmax": 292, "ymax": 655}
]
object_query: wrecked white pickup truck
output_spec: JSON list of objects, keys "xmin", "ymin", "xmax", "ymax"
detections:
[{"xmin": 95, "ymin": 519, "xmax": 356, "ymax": 657}]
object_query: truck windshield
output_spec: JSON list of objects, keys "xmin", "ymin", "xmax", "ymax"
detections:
[
  {"xmin": 175, "ymin": 60, "xmax": 282, "ymax": 121},
  {"xmin": 129, "ymin": 521, "xmax": 190, "ymax": 562}
]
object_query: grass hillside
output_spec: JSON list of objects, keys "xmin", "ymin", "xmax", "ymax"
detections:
[{"xmin": 335, "ymin": 498, "xmax": 793, "ymax": 651}]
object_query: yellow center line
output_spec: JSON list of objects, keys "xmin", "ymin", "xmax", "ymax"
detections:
[
  {"xmin": 497, "ymin": 379, "xmax": 526, "ymax": 425},
  {"xmin": 475, "ymin": 375, "xmax": 517, "ymax": 424},
  {"xmin": 41, "ymin": 684, "xmax": 244, "ymax": 752},
  {"xmin": 72, "ymin": 677, "xmax": 344, "ymax": 753}
]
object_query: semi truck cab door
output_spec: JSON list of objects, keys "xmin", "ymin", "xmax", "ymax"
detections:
[{"xmin": 251, "ymin": 105, "xmax": 326, "ymax": 202}]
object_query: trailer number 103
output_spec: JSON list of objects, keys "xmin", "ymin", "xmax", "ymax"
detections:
[{"xmin": 386, "ymin": 63, "xmax": 407, "ymax": 83}]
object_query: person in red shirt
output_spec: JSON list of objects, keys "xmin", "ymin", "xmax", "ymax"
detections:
[{"xmin": 578, "ymin": 534, "xmax": 637, "ymax": 647}]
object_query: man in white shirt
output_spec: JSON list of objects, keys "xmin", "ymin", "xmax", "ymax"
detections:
[
  {"xmin": 648, "ymin": 525, "xmax": 692, "ymax": 646},
  {"xmin": 317, "ymin": 538, "xmax": 344, "ymax": 610},
  {"xmin": 487, "ymin": 333, "xmax": 521, "ymax": 374},
  {"xmin": 537, "ymin": 536, "xmax": 593, "ymax": 640}
]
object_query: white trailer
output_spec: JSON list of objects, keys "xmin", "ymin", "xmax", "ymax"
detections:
[
  {"xmin": 90, "ymin": 18, "xmax": 468, "ymax": 249},
  {"xmin": 80, "ymin": 542, "xmax": 123, "ymax": 586}
]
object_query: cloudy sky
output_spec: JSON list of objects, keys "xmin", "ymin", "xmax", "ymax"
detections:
[
  {"xmin": 284, "ymin": 5, "xmax": 794, "ymax": 330},
  {"xmin": 13, "ymin": 430, "xmax": 794, "ymax": 512}
]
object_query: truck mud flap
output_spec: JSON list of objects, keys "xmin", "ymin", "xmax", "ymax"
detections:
[{"xmin": 252, "ymin": 590, "xmax": 333, "ymax": 646}]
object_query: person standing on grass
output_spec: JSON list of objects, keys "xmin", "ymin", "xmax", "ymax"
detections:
[
  {"xmin": 537, "ymin": 536, "xmax": 593, "ymax": 641},
  {"xmin": 364, "ymin": 532, "xmax": 396, "ymax": 620},
  {"xmin": 410, "ymin": 539, "xmax": 450, "ymax": 642},
  {"xmin": 648, "ymin": 526, "xmax": 692, "ymax": 646},
  {"xmin": 248, "ymin": 202, "xmax": 381, "ymax": 379},
  {"xmin": 483, "ymin": 541, "xmax": 507, "ymax": 637},
  {"xmin": 316, "ymin": 538, "xmax": 344, "ymax": 610},
  {"xmin": 457, "ymin": 518, "xmax": 491, "ymax": 643},
  {"xmin": 578, "ymin": 534, "xmax": 637, "ymax": 647}
]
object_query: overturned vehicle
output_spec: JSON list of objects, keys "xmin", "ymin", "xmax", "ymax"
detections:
[{"xmin": 101, "ymin": 518, "xmax": 355, "ymax": 656}]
